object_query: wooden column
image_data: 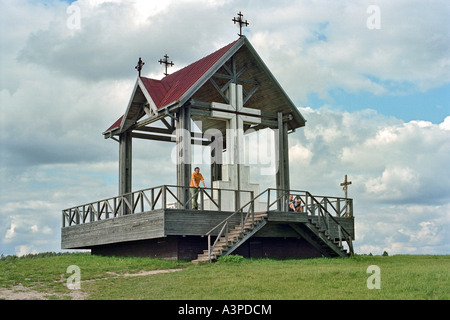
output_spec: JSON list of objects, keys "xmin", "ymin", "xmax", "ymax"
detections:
[
  {"xmin": 119, "ymin": 131, "xmax": 132, "ymax": 215},
  {"xmin": 282, "ymin": 117, "xmax": 290, "ymax": 193},
  {"xmin": 210, "ymin": 134, "xmax": 223, "ymax": 182},
  {"xmin": 276, "ymin": 112, "xmax": 290, "ymax": 210},
  {"xmin": 176, "ymin": 105, "xmax": 192, "ymax": 208},
  {"xmin": 119, "ymin": 131, "xmax": 132, "ymax": 196}
]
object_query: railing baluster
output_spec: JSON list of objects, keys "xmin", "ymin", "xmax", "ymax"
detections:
[
  {"xmin": 208, "ymin": 235, "xmax": 211, "ymax": 263},
  {"xmin": 200, "ymin": 188, "xmax": 204, "ymax": 211},
  {"xmin": 162, "ymin": 185, "xmax": 166, "ymax": 209}
]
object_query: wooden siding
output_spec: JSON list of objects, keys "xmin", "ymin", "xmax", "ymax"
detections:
[
  {"xmin": 89, "ymin": 235, "xmax": 322, "ymax": 260},
  {"xmin": 61, "ymin": 209, "xmax": 165, "ymax": 249},
  {"xmin": 164, "ymin": 209, "xmax": 242, "ymax": 236},
  {"xmin": 91, "ymin": 237, "xmax": 178, "ymax": 260},
  {"xmin": 233, "ymin": 237, "xmax": 323, "ymax": 259}
]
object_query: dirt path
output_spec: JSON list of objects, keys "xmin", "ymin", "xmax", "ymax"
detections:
[{"xmin": 0, "ymin": 268, "xmax": 183, "ymax": 300}]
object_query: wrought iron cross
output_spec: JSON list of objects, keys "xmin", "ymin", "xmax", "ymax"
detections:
[
  {"xmin": 232, "ymin": 11, "xmax": 249, "ymax": 37},
  {"xmin": 135, "ymin": 57, "xmax": 145, "ymax": 77},
  {"xmin": 159, "ymin": 54, "xmax": 174, "ymax": 76}
]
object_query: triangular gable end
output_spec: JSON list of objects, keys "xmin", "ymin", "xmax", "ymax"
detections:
[
  {"xmin": 103, "ymin": 78, "xmax": 160, "ymax": 137},
  {"xmin": 103, "ymin": 36, "xmax": 306, "ymax": 137},
  {"xmin": 188, "ymin": 37, "xmax": 307, "ymax": 131}
]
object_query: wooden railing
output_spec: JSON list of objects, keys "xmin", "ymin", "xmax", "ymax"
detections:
[
  {"xmin": 204, "ymin": 188, "xmax": 354, "ymax": 261},
  {"xmin": 267, "ymin": 188, "xmax": 354, "ymax": 255},
  {"xmin": 265, "ymin": 188, "xmax": 353, "ymax": 217},
  {"xmin": 62, "ymin": 186, "xmax": 354, "ymax": 257},
  {"xmin": 62, "ymin": 185, "xmax": 253, "ymax": 227},
  {"xmin": 204, "ymin": 188, "xmax": 266, "ymax": 261}
]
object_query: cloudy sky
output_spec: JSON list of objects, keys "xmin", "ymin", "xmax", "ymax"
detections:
[{"xmin": 1, "ymin": 0, "xmax": 449, "ymax": 256}]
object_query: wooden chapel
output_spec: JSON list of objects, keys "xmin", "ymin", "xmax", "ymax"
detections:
[{"xmin": 61, "ymin": 31, "xmax": 355, "ymax": 261}]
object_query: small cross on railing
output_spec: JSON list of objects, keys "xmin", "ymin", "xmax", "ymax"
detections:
[
  {"xmin": 232, "ymin": 11, "xmax": 249, "ymax": 38},
  {"xmin": 340, "ymin": 175, "xmax": 352, "ymax": 217},
  {"xmin": 159, "ymin": 54, "xmax": 174, "ymax": 76}
]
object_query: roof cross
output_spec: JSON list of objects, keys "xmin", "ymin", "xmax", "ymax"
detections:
[
  {"xmin": 135, "ymin": 57, "xmax": 145, "ymax": 77},
  {"xmin": 159, "ymin": 54, "xmax": 174, "ymax": 76},
  {"xmin": 232, "ymin": 11, "xmax": 249, "ymax": 38}
]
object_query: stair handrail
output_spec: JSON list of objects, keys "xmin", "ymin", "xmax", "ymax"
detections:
[
  {"xmin": 204, "ymin": 188, "xmax": 269, "ymax": 237},
  {"xmin": 262, "ymin": 188, "xmax": 354, "ymax": 256},
  {"xmin": 305, "ymin": 191, "xmax": 354, "ymax": 255},
  {"xmin": 204, "ymin": 188, "xmax": 271, "ymax": 261}
]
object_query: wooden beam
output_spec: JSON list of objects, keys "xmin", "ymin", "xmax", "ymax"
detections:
[
  {"xmin": 131, "ymin": 132, "xmax": 173, "ymax": 142},
  {"xmin": 176, "ymin": 105, "xmax": 192, "ymax": 208},
  {"xmin": 282, "ymin": 115, "xmax": 290, "ymax": 193},
  {"xmin": 131, "ymin": 132, "xmax": 210, "ymax": 146},
  {"xmin": 243, "ymin": 83, "xmax": 260, "ymax": 105},
  {"xmin": 190, "ymin": 108, "xmax": 212, "ymax": 118},
  {"xmin": 119, "ymin": 131, "xmax": 132, "ymax": 215},
  {"xmin": 209, "ymin": 78, "xmax": 229, "ymax": 104},
  {"xmin": 133, "ymin": 126, "xmax": 174, "ymax": 135},
  {"xmin": 276, "ymin": 112, "xmax": 290, "ymax": 210},
  {"xmin": 161, "ymin": 117, "xmax": 174, "ymax": 131},
  {"xmin": 276, "ymin": 112, "xmax": 285, "ymax": 194}
]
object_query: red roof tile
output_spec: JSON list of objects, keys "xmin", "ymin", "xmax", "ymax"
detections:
[
  {"xmin": 105, "ymin": 115, "xmax": 123, "ymax": 133},
  {"xmin": 104, "ymin": 39, "xmax": 239, "ymax": 133},
  {"xmin": 142, "ymin": 39, "xmax": 239, "ymax": 109}
]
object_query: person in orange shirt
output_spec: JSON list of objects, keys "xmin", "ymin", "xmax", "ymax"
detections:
[{"xmin": 190, "ymin": 167, "xmax": 206, "ymax": 209}]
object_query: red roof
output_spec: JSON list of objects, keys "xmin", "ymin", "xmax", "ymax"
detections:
[{"xmin": 105, "ymin": 39, "xmax": 239, "ymax": 133}]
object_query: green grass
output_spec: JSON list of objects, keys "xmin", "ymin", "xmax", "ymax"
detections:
[{"xmin": 0, "ymin": 253, "xmax": 448, "ymax": 300}]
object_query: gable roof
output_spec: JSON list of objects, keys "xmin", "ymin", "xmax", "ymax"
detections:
[
  {"xmin": 104, "ymin": 36, "xmax": 306, "ymax": 136},
  {"xmin": 142, "ymin": 40, "xmax": 239, "ymax": 110}
]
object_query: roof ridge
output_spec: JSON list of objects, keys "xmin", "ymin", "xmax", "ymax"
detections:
[
  {"xmin": 161, "ymin": 39, "xmax": 239, "ymax": 84},
  {"xmin": 144, "ymin": 38, "xmax": 240, "ymax": 109}
]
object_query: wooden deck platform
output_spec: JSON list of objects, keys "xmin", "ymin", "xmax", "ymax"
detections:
[
  {"xmin": 61, "ymin": 186, "xmax": 355, "ymax": 261},
  {"xmin": 61, "ymin": 209, "xmax": 354, "ymax": 260}
]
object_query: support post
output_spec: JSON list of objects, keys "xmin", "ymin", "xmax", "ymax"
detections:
[
  {"xmin": 119, "ymin": 131, "xmax": 132, "ymax": 195},
  {"xmin": 276, "ymin": 112, "xmax": 290, "ymax": 211},
  {"xmin": 176, "ymin": 105, "xmax": 192, "ymax": 208},
  {"xmin": 119, "ymin": 131, "xmax": 132, "ymax": 215},
  {"xmin": 283, "ymin": 117, "xmax": 290, "ymax": 193}
]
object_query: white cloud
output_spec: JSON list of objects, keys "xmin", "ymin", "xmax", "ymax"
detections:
[
  {"xmin": 5, "ymin": 223, "xmax": 16, "ymax": 240},
  {"xmin": 0, "ymin": 0, "xmax": 449, "ymax": 256},
  {"xmin": 16, "ymin": 245, "xmax": 38, "ymax": 257},
  {"xmin": 364, "ymin": 165, "xmax": 420, "ymax": 201},
  {"xmin": 248, "ymin": 0, "xmax": 450, "ymax": 103},
  {"xmin": 440, "ymin": 116, "xmax": 450, "ymax": 131},
  {"xmin": 288, "ymin": 107, "xmax": 450, "ymax": 254},
  {"xmin": 289, "ymin": 143, "xmax": 313, "ymax": 166}
]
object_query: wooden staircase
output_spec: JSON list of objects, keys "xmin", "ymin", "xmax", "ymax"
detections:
[
  {"xmin": 191, "ymin": 188, "xmax": 354, "ymax": 263},
  {"xmin": 290, "ymin": 217, "xmax": 350, "ymax": 258},
  {"xmin": 192, "ymin": 212, "xmax": 268, "ymax": 263},
  {"xmin": 192, "ymin": 213, "xmax": 351, "ymax": 263}
]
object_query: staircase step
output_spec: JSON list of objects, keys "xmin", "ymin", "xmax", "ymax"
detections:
[{"xmin": 192, "ymin": 212, "xmax": 269, "ymax": 263}]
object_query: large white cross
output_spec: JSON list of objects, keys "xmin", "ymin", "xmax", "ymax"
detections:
[{"xmin": 211, "ymin": 83, "xmax": 261, "ymax": 166}]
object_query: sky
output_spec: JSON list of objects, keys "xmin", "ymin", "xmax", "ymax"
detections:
[{"xmin": 0, "ymin": 0, "xmax": 449, "ymax": 257}]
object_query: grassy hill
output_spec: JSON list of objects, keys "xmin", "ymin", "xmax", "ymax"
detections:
[{"xmin": 0, "ymin": 253, "xmax": 448, "ymax": 300}]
